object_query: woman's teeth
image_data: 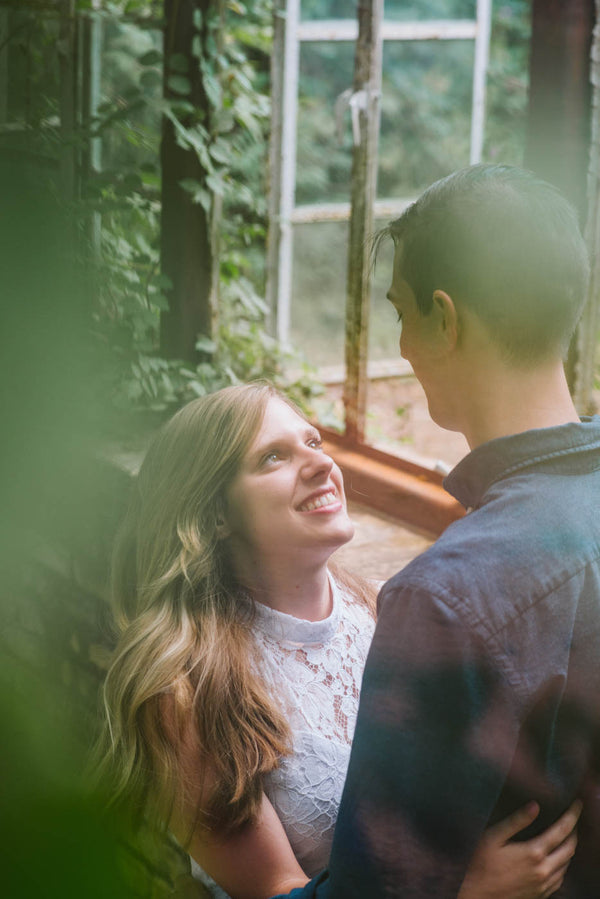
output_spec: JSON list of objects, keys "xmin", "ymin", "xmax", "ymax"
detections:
[{"xmin": 299, "ymin": 491, "xmax": 337, "ymax": 512}]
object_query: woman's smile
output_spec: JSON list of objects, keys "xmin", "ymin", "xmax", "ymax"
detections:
[{"xmin": 297, "ymin": 488, "xmax": 341, "ymax": 513}]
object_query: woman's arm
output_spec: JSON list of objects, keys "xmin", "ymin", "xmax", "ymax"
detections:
[
  {"xmin": 162, "ymin": 694, "xmax": 307, "ymax": 899},
  {"xmin": 178, "ymin": 793, "xmax": 309, "ymax": 899},
  {"xmin": 458, "ymin": 801, "xmax": 581, "ymax": 899}
]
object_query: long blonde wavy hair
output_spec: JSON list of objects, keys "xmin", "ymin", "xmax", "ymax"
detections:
[{"xmin": 94, "ymin": 383, "xmax": 375, "ymax": 836}]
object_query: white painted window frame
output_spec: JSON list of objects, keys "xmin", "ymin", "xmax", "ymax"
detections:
[{"xmin": 267, "ymin": 0, "xmax": 492, "ymax": 344}]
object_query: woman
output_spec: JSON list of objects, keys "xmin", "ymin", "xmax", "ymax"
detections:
[{"xmin": 96, "ymin": 383, "xmax": 578, "ymax": 899}]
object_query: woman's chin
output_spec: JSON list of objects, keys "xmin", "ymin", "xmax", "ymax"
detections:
[{"xmin": 330, "ymin": 518, "xmax": 355, "ymax": 549}]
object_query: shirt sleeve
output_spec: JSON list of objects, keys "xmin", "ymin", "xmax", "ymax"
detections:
[{"xmin": 322, "ymin": 580, "xmax": 521, "ymax": 899}]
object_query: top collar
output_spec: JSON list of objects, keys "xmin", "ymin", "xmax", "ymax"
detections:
[
  {"xmin": 250, "ymin": 570, "xmax": 341, "ymax": 647},
  {"xmin": 444, "ymin": 416, "xmax": 600, "ymax": 510}
]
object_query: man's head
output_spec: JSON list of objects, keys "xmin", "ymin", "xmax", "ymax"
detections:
[{"xmin": 379, "ymin": 164, "xmax": 590, "ymax": 366}]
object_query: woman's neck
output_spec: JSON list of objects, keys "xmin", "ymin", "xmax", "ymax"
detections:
[{"xmin": 239, "ymin": 560, "xmax": 332, "ymax": 622}]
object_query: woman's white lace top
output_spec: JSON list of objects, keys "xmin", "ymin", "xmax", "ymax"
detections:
[
  {"xmin": 255, "ymin": 575, "xmax": 375, "ymax": 877},
  {"xmin": 190, "ymin": 574, "xmax": 376, "ymax": 893}
]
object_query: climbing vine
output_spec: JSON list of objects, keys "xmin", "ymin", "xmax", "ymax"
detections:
[
  {"xmin": 90, "ymin": 0, "xmax": 318, "ymax": 413},
  {"xmin": 5, "ymin": 0, "xmax": 318, "ymax": 417}
]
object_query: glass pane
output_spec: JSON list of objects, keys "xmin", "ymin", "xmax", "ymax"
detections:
[
  {"xmin": 365, "ymin": 372, "xmax": 470, "ymax": 467},
  {"xmin": 101, "ymin": 19, "xmax": 162, "ymax": 173},
  {"xmin": 296, "ymin": 41, "xmax": 356, "ymax": 205},
  {"xmin": 301, "ymin": 0, "xmax": 358, "ymax": 21},
  {"xmin": 378, "ymin": 39, "xmax": 474, "ymax": 197},
  {"xmin": 484, "ymin": 0, "xmax": 531, "ymax": 165},
  {"xmin": 290, "ymin": 221, "xmax": 348, "ymax": 368},
  {"xmin": 301, "ymin": 1, "xmax": 476, "ymax": 22},
  {"xmin": 0, "ymin": 9, "xmax": 60, "ymax": 163},
  {"xmin": 384, "ymin": 0, "xmax": 475, "ymax": 21}
]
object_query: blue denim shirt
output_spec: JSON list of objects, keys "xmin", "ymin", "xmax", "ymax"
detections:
[{"xmin": 273, "ymin": 418, "xmax": 600, "ymax": 898}]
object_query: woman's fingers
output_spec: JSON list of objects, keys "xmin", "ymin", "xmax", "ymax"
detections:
[
  {"xmin": 535, "ymin": 800, "xmax": 582, "ymax": 855},
  {"xmin": 486, "ymin": 801, "xmax": 540, "ymax": 844}
]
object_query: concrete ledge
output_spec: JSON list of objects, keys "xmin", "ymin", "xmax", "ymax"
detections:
[{"xmin": 321, "ymin": 429, "xmax": 464, "ymax": 537}]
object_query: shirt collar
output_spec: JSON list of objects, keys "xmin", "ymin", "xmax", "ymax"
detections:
[{"xmin": 444, "ymin": 416, "xmax": 600, "ymax": 510}]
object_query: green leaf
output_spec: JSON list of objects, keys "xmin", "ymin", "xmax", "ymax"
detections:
[
  {"xmin": 162, "ymin": 98, "xmax": 196, "ymax": 117},
  {"xmin": 209, "ymin": 138, "xmax": 231, "ymax": 165},
  {"xmin": 134, "ymin": 233, "xmax": 153, "ymax": 257},
  {"xmin": 179, "ymin": 177, "xmax": 203, "ymax": 193},
  {"xmin": 179, "ymin": 178, "xmax": 212, "ymax": 211},
  {"xmin": 165, "ymin": 112, "xmax": 212, "ymax": 168},
  {"xmin": 157, "ymin": 273, "xmax": 173, "ymax": 290},
  {"xmin": 139, "ymin": 49, "xmax": 162, "ymax": 67},
  {"xmin": 140, "ymin": 170, "xmax": 160, "ymax": 189},
  {"xmin": 167, "ymin": 75, "xmax": 191, "ymax": 96},
  {"xmin": 168, "ymin": 53, "xmax": 190, "ymax": 74},
  {"xmin": 196, "ymin": 335, "xmax": 217, "ymax": 354},
  {"xmin": 206, "ymin": 172, "xmax": 225, "ymax": 196},
  {"xmin": 140, "ymin": 69, "xmax": 162, "ymax": 90}
]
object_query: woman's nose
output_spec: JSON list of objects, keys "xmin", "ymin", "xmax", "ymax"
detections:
[{"xmin": 300, "ymin": 447, "xmax": 334, "ymax": 478}]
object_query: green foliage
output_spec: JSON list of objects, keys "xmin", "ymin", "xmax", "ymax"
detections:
[
  {"xmin": 91, "ymin": 0, "xmax": 320, "ymax": 414},
  {"xmin": 296, "ymin": 0, "xmax": 530, "ymax": 208},
  {"xmin": 6, "ymin": 0, "xmax": 533, "ymax": 405},
  {"xmin": 4, "ymin": 0, "xmax": 320, "ymax": 420},
  {"xmin": 378, "ymin": 39, "xmax": 474, "ymax": 196},
  {"xmin": 485, "ymin": 0, "xmax": 531, "ymax": 163}
]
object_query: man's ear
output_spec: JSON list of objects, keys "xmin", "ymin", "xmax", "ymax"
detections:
[{"xmin": 432, "ymin": 289, "xmax": 459, "ymax": 350}]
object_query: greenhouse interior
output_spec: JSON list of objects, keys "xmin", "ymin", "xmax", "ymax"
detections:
[{"xmin": 1, "ymin": 1, "xmax": 599, "ymax": 897}]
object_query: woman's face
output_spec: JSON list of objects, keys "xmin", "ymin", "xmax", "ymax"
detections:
[{"xmin": 224, "ymin": 397, "xmax": 354, "ymax": 573}]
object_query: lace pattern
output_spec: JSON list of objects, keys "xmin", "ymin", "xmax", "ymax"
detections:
[{"xmin": 255, "ymin": 575, "xmax": 375, "ymax": 876}]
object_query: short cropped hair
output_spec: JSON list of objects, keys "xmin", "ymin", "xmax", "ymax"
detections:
[{"xmin": 377, "ymin": 164, "xmax": 590, "ymax": 363}]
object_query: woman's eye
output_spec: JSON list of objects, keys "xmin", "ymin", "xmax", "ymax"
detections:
[
  {"xmin": 307, "ymin": 437, "xmax": 323, "ymax": 450},
  {"xmin": 264, "ymin": 451, "xmax": 280, "ymax": 464}
]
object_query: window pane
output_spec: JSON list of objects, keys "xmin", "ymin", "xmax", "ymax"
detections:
[
  {"xmin": 290, "ymin": 221, "xmax": 348, "ymax": 368},
  {"xmin": 301, "ymin": 0, "xmax": 358, "ymax": 21},
  {"xmin": 384, "ymin": 0, "xmax": 475, "ymax": 21},
  {"xmin": 301, "ymin": 1, "xmax": 476, "ymax": 22},
  {"xmin": 378, "ymin": 39, "xmax": 474, "ymax": 197},
  {"xmin": 296, "ymin": 41, "xmax": 356, "ymax": 205}
]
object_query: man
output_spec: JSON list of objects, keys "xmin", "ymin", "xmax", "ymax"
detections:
[{"xmin": 275, "ymin": 164, "xmax": 600, "ymax": 897}]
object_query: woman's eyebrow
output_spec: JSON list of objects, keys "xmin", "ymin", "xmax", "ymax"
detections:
[
  {"xmin": 249, "ymin": 427, "xmax": 320, "ymax": 464},
  {"xmin": 247, "ymin": 443, "xmax": 275, "ymax": 465},
  {"xmin": 247, "ymin": 436, "xmax": 289, "ymax": 465}
]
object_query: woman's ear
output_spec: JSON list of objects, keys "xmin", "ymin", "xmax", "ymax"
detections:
[
  {"xmin": 432, "ymin": 289, "xmax": 459, "ymax": 350},
  {"xmin": 214, "ymin": 500, "xmax": 231, "ymax": 540},
  {"xmin": 215, "ymin": 514, "xmax": 231, "ymax": 540}
]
